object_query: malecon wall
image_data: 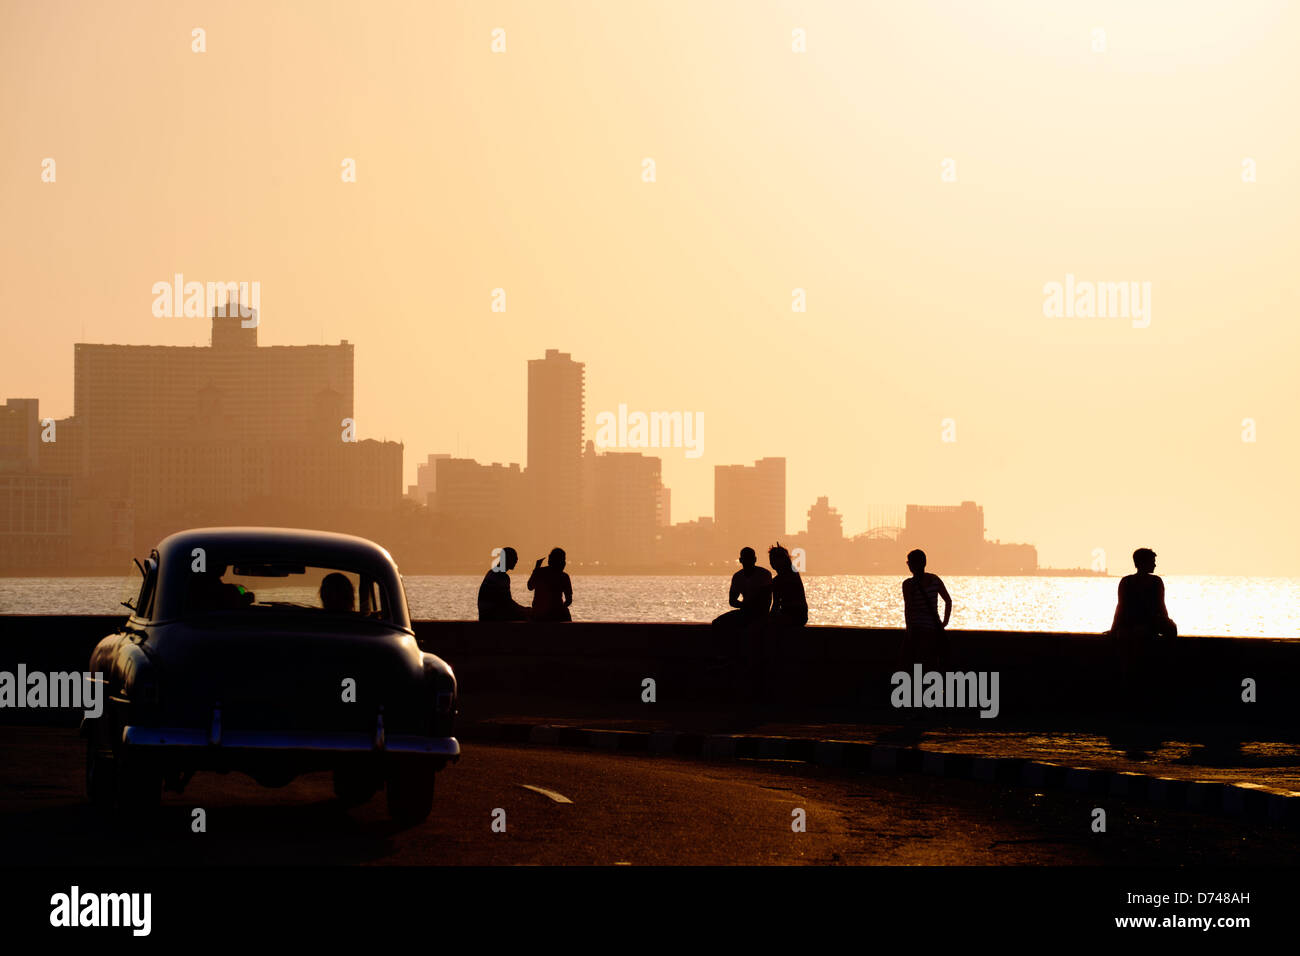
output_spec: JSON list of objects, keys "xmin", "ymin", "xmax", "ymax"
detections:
[{"xmin": 0, "ymin": 617, "xmax": 1292, "ymax": 734}]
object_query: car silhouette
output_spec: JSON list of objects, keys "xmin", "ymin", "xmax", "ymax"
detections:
[{"xmin": 83, "ymin": 527, "xmax": 459, "ymax": 824}]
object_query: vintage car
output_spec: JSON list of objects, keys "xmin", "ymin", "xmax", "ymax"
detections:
[{"xmin": 84, "ymin": 527, "xmax": 458, "ymax": 824}]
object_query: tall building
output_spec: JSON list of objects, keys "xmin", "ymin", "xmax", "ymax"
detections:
[
  {"xmin": 527, "ymin": 349, "xmax": 584, "ymax": 550},
  {"xmin": 67, "ymin": 308, "xmax": 394, "ymax": 561},
  {"xmin": 714, "ymin": 457, "xmax": 786, "ymax": 559},
  {"xmin": 585, "ymin": 450, "xmax": 663, "ymax": 568},
  {"xmin": 0, "ymin": 398, "xmax": 40, "ymax": 471},
  {"xmin": 0, "ymin": 399, "xmax": 71, "ymax": 571},
  {"xmin": 74, "ymin": 307, "xmax": 353, "ymax": 493}
]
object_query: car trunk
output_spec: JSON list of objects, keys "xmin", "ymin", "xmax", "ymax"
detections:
[{"xmin": 148, "ymin": 613, "xmax": 428, "ymax": 734}]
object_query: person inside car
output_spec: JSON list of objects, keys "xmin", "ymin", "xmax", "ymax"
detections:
[{"xmin": 319, "ymin": 572, "xmax": 356, "ymax": 613}]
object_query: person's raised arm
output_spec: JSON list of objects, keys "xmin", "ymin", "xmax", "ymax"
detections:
[
  {"xmin": 728, "ymin": 572, "xmax": 743, "ymax": 609},
  {"xmin": 527, "ymin": 559, "xmax": 542, "ymax": 591}
]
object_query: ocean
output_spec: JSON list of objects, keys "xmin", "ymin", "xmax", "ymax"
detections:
[{"xmin": 1, "ymin": 574, "xmax": 1297, "ymax": 638}]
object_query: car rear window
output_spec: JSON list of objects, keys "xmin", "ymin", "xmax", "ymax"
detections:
[{"xmin": 182, "ymin": 561, "xmax": 395, "ymax": 623}]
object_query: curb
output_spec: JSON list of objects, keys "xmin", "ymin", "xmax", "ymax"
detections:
[{"xmin": 459, "ymin": 720, "xmax": 1300, "ymax": 826}]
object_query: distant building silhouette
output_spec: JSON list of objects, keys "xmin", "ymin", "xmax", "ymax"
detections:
[
  {"xmin": 527, "ymin": 349, "xmax": 584, "ymax": 551},
  {"xmin": 9, "ymin": 307, "xmax": 403, "ymax": 569},
  {"xmin": 432, "ymin": 457, "xmax": 526, "ymax": 560},
  {"xmin": 407, "ymin": 452, "xmax": 451, "ymax": 506},
  {"xmin": 714, "ymin": 457, "xmax": 785, "ymax": 559},
  {"xmin": 582, "ymin": 445, "xmax": 664, "ymax": 567},
  {"xmin": 0, "ymin": 398, "xmax": 71, "ymax": 571},
  {"xmin": 660, "ymin": 515, "xmax": 719, "ymax": 569},
  {"xmin": 899, "ymin": 501, "xmax": 1036, "ymax": 575},
  {"xmin": 5, "ymin": 326, "xmax": 1068, "ymax": 577}
]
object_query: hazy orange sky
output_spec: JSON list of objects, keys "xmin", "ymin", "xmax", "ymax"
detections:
[{"xmin": 4, "ymin": 0, "xmax": 1298, "ymax": 574}]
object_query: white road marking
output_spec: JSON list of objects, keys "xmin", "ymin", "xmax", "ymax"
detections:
[{"xmin": 518, "ymin": 784, "xmax": 573, "ymax": 804}]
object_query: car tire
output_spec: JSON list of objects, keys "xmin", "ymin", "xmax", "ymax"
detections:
[
  {"xmin": 385, "ymin": 758, "xmax": 435, "ymax": 825},
  {"xmin": 333, "ymin": 769, "xmax": 379, "ymax": 808}
]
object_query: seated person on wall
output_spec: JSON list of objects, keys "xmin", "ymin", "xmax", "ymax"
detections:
[
  {"xmin": 711, "ymin": 547, "xmax": 772, "ymax": 630},
  {"xmin": 319, "ymin": 572, "xmax": 356, "ymax": 613},
  {"xmin": 527, "ymin": 547, "xmax": 573, "ymax": 622},
  {"xmin": 1109, "ymin": 548, "xmax": 1177, "ymax": 641},
  {"xmin": 1107, "ymin": 548, "xmax": 1176, "ymax": 710},
  {"xmin": 765, "ymin": 544, "xmax": 808, "ymax": 628},
  {"xmin": 478, "ymin": 546, "xmax": 530, "ymax": 622}
]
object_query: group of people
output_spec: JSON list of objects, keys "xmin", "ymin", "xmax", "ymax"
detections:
[
  {"xmin": 474, "ymin": 539, "xmax": 1180, "ymax": 664},
  {"xmin": 710, "ymin": 544, "xmax": 809, "ymax": 631},
  {"xmin": 476, "ymin": 546, "xmax": 574, "ymax": 623}
]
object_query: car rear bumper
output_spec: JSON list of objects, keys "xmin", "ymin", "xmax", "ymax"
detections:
[{"xmin": 122, "ymin": 725, "xmax": 460, "ymax": 758}]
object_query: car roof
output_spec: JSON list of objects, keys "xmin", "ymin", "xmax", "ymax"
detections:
[
  {"xmin": 149, "ymin": 527, "xmax": 410, "ymax": 629},
  {"xmin": 157, "ymin": 527, "xmax": 399, "ymax": 568}
]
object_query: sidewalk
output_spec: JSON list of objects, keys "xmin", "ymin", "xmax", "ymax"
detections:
[{"xmin": 457, "ymin": 707, "xmax": 1300, "ymax": 824}]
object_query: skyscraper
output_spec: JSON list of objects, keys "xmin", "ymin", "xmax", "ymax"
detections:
[{"xmin": 527, "ymin": 349, "xmax": 584, "ymax": 551}]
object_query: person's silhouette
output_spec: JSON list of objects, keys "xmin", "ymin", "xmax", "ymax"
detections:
[
  {"xmin": 319, "ymin": 572, "xmax": 355, "ymax": 613},
  {"xmin": 765, "ymin": 544, "xmax": 808, "ymax": 628},
  {"xmin": 900, "ymin": 549, "xmax": 951, "ymax": 669},
  {"xmin": 478, "ymin": 547, "xmax": 529, "ymax": 621},
  {"xmin": 1110, "ymin": 548, "xmax": 1177, "ymax": 639},
  {"xmin": 1109, "ymin": 548, "xmax": 1177, "ymax": 712},
  {"xmin": 527, "ymin": 547, "xmax": 573, "ymax": 622},
  {"xmin": 711, "ymin": 547, "xmax": 772, "ymax": 629}
]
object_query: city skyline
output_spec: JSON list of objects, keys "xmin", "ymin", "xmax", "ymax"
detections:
[
  {"xmin": 3, "ymin": 315, "xmax": 1069, "ymax": 576},
  {"xmin": 4, "ymin": 1, "xmax": 1298, "ymax": 574}
]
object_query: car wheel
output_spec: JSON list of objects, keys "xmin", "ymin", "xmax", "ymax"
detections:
[
  {"xmin": 333, "ymin": 769, "xmax": 379, "ymax": 808},
  {"xmin": 385, "ymin": 758, "xmax": 435, "ymax": 825},
  {"xmin": 85, "ymin": 738, "xmax": 117, "ymax": 810}
]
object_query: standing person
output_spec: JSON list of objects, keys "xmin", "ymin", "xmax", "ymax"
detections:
[
  {"xmin": 527, "ymin": 547, "xmax": 573, "ymax": 622},
  {"xmin": 711, "ymin": 547, "xmax": 772, "ymax": 630},
  {"xmin": 900, "ymin": 549, "xmax": 952, "ymax": 669},
  {"xmin": 1108, "ymin": 548, "xmax": 1177, "ymax": 710},
  {"xmin": 477, "ymin": 546, "xmax": 529, "ymax": 621}
]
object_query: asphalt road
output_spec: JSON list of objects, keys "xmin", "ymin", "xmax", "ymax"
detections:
[{"xmin": 2, "ymin": 727, "xmax": 1297, "ymax": 865}]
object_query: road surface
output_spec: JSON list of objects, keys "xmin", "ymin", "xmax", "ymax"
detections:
[{"xmin": 1, "ymin": 727, "xmax": 1296, "ymax": 865}]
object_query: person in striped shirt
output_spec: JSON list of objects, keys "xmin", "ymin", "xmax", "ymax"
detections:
[{"xmin": 901, "ymin": 549, "xmax": 952, "ymax": 665}]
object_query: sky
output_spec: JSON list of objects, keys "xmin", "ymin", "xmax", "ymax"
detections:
[{"xmin": 3, "ymin": 0, "xmax": 1298, "ymax": 574}]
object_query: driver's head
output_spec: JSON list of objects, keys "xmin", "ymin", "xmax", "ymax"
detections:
[{"xmin": 319, "ymin": 572, "xmax": 355, "ymax": 613}]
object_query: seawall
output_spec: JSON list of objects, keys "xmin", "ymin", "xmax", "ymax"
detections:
[{"xmin": 0, "ymin": 617, "xmax": 1292, "ymax": 733}]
